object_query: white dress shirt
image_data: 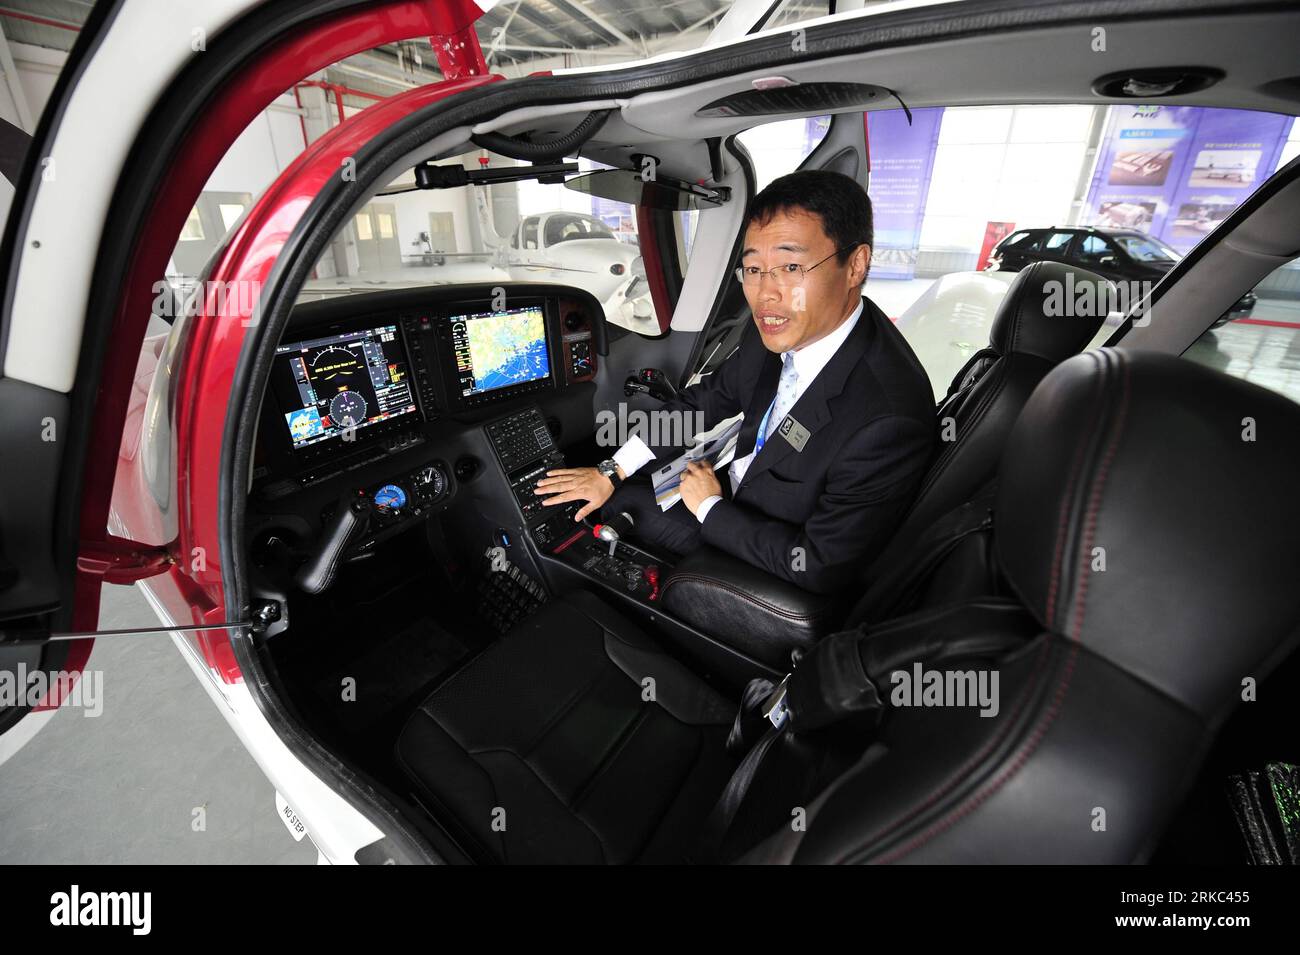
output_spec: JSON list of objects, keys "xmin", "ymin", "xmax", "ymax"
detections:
[{"xmin": 612, "ymin": 300, "xmax": 865, "ymax": 523}]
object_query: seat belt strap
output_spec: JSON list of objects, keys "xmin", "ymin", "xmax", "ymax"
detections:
[{"xmin": 698, "ymin": 600, "xmax": 1039, "ymax": 860}]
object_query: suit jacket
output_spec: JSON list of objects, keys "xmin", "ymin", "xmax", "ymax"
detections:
[{"xmin": 649, "ymin": 296, "xmax": 936, "ymax": 593}]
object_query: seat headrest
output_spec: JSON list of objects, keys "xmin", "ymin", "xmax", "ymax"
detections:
[
  {"xmin": 989, "ymin": 262, "xmax": 1112, "ymax": 362},
  {"xmin": 995, "ymin": 349, "xmax": 1300, "ymax": 719}
]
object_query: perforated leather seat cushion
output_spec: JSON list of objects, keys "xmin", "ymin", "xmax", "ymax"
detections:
[{"xmin": 396, "ymin": 591, "xmax": 737, "ymax": 864}]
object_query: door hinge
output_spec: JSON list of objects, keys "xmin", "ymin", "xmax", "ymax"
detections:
[{"xmin": 76, "ymin": 535, "xmax": 176, "ymax": 584}]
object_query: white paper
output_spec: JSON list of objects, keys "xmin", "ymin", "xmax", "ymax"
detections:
[{"xmin": 650, "ymin": 413, "xmax": 743, "ymax": 511}]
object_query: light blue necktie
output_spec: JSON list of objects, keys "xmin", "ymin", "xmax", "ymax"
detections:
[{"xmin": 755, "ymin": 351, "xmax": 798, "ymax": 455}]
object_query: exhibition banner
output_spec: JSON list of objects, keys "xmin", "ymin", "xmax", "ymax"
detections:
[
  {"xmin": 1082, "ymin": 105, "xmax": 1294, "ymax": 253},
  {"xmin": 865, "ymin": 107, "xmax": 945, "ymax": 279}
]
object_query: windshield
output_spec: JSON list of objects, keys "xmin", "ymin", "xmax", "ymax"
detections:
[
  {"xmin": 547, "ymin": 215, "xmax": 616, "ymax": 245},
  {"xmin": 293, "ymin": 152, "xmax": 663, "ymax": 334},
  {"xmin": 1114, "ymin": 235, "xmax": 1182, "ymax": 263}
]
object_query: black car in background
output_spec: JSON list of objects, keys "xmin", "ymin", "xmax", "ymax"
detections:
[{"xmin": 988, "ymin": 226, "xmax": 1256, "ymax": 327}]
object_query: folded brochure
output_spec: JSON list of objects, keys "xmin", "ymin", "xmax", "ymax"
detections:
[{"xmin": 650, "ymin": 414, "xmax": 743, "ymax": 511}]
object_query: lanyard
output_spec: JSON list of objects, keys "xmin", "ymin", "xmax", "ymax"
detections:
[
  {"xmin": 754, "ymin": 351, "xmax": 799, "ymax": 458},
  {"xmin": 755, "ymin": 354, "xmax": 796, "ymax": 455},
  {"xmin": 754, "ymin": 396, "xmax": 778, "ymax": 455}
]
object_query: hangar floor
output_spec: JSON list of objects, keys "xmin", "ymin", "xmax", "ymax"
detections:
[
  {"xmin": 1185, "ymin": 299, "xmax": 1300, "ymax": 406},
  {"xmin": 0, "ymin": 585, "xmax": 315, "ymax": 864}
]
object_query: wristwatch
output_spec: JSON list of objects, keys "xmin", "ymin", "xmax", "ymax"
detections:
[{"xmin": 596, "ymin": 458, "xmax": 623, "ymax": 490}]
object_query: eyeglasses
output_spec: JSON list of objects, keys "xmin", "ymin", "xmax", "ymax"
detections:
[{"xmin": 734, "ymin": 245, "xmax": 859, "ymax": 288}]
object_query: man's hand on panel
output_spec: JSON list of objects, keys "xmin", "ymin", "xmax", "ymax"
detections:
[{"xmin": 535, "ymin": 466, "xmax": 623, "ymax": 522}]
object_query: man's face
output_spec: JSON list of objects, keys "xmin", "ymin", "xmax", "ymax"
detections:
[{"xmin": 741, "ymin": 209, "xmax": 870, "ymax": 353}]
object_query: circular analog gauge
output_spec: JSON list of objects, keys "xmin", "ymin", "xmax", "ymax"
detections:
[
  {"xmin": 310, "ymin": 345, "xmax": 362, "ymax": 381},
  {"xmin": 329, "ymin": 391, "xmax": 367, "ymax": 428},
  {"xmin": 416, "ymin": 465, "xmax": 447, "ymax": 501}
]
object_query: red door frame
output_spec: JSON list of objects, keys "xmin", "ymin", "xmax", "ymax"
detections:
[
  {"xmin": 179, "ymin": 73, "xmax": 502, "ymax": 680},
  {"xmin": 76, "ymin": 0, "xmax": 495, "ymax": 686}
]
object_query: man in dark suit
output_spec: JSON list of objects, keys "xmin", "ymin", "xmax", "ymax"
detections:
[{"xmin": 534, "ymin": 170, "xmax": 936, "ymax": 594}]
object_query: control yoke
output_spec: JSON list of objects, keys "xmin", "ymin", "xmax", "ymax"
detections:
[
  {"xmin": 623, "ymin": 368, "xmax": 678, "ymax": 403},
  {"xmin": 296, "ymin": 496, "xmax": 371, "ymax": 595}
]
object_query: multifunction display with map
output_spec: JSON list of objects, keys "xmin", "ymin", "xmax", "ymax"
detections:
[
  {"xmin": 450, "ymin": 305, "xmax": 550, "ymax": 398},
  {"xmin": 272, "ymin": 323, "xmax": 417, "ymax": 450}
]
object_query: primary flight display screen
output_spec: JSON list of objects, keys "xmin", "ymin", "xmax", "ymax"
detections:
[
  {"xmin": 272, "ymin": 323, "xmax": 417, "ymax": 450},
  {"xmin": 450, "ymin": 305, "xmax": 550, "ymax": 398}
]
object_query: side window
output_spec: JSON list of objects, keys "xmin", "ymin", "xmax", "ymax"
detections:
[
  {"xmin": 737, "ymin": 115, "xmax": 831, "ymax": 192},
  {"xmin": 180, "ymin": 207, "xmax": 206, "ymax": 241},
  {"xmin": 1043, "ymin": 231, "xmax": 1074, "ymax": 253},
  {"xmin": 687, "ymin": 115, "xmax": 834, "ymax": 372},
  {"xmin": 1001, "ymin": 231, "xmax": 1033, "ymax": 249},
  {"xmin": 522, "ymin": 218, "xmax": 539, "ymax": 250},
  {"xmin": 1183, "ymin": 255, "xmax": 1300, "ymax": 407},
  {"xmin": 675, "ymin": 210, "xmax": 699, "ymax": 274},
  {"xmin": 551, "ymin": 215, "xmax": 609, "ymax": 243},
  {"xmin": 691, "ymin": 114, "xmax": 829, "ymax": 271},
  {"xmin": 581, "ymin": 217, "xmax": 614, "ymax": 240},
  {"xmin": 217, "ymin": 203, "xmax": 246, "ymax": 232},
  {"xmin": 544, "ymin": 214, "xmax": 574, "ymax": 246},
  {"xmin": 1077, "ymin": 234, "xmax": 1115, "ymax": 264}
]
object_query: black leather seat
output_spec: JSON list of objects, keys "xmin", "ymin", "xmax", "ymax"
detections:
[
  {"xmin": 874, "ymin": 260, "xmax": 1112, "ymax": 564},
  {"xmin": 835, "ymin": 260, "xmax": 1116, "ymax": 625},
  {"xmin": 744, "ymin": 349, "xmax": 1300, "ymax": 862},
  {"xmin": 660, "ymin": 261, "xmax": 1113, "ymax": 659},
  {"xmin": 397, "ymin": 349, "xmax": 1300, "ymax": 864},
  {"xmin": 395, "ymin": 590, "xmax": 736, "ymax": 863}
]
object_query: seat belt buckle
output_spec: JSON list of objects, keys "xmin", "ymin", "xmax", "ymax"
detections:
[{"xmin": 762, "ymin": 674, "xmax": 791, "ymax": 730}]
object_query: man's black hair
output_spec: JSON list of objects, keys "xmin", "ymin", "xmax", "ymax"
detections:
[{"xmin": 745, "ymin": 169, "xmax": 873, "ymax": 268}]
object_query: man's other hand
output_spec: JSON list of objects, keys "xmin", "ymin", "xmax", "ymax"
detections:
[
  {"xmin": 535, "ymin": 466, "xmax": 620, "ymax": 521},
  {"xmin": 680, "ymin": 461, "xmax": 722, "ymax": 516}
]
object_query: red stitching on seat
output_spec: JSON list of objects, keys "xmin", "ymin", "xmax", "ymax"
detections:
[
  {"xmin": 872, "ymin": 641, "xmax": 1079, "ymax": 864},
  {"xmin": 1069, "ymin": 358, "xmax": 1130, "ymax": 641},
  {"xmin": 1044, "ymin": 353, "xmax": 1106, "ymax": 632},
  {"xmin": 830, "ymin": 634, "xmax": 1053, "ymax": 863},
  {"xmin": 857, "ymin": 353, "xmax": 1132, "ymax": 865}
]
